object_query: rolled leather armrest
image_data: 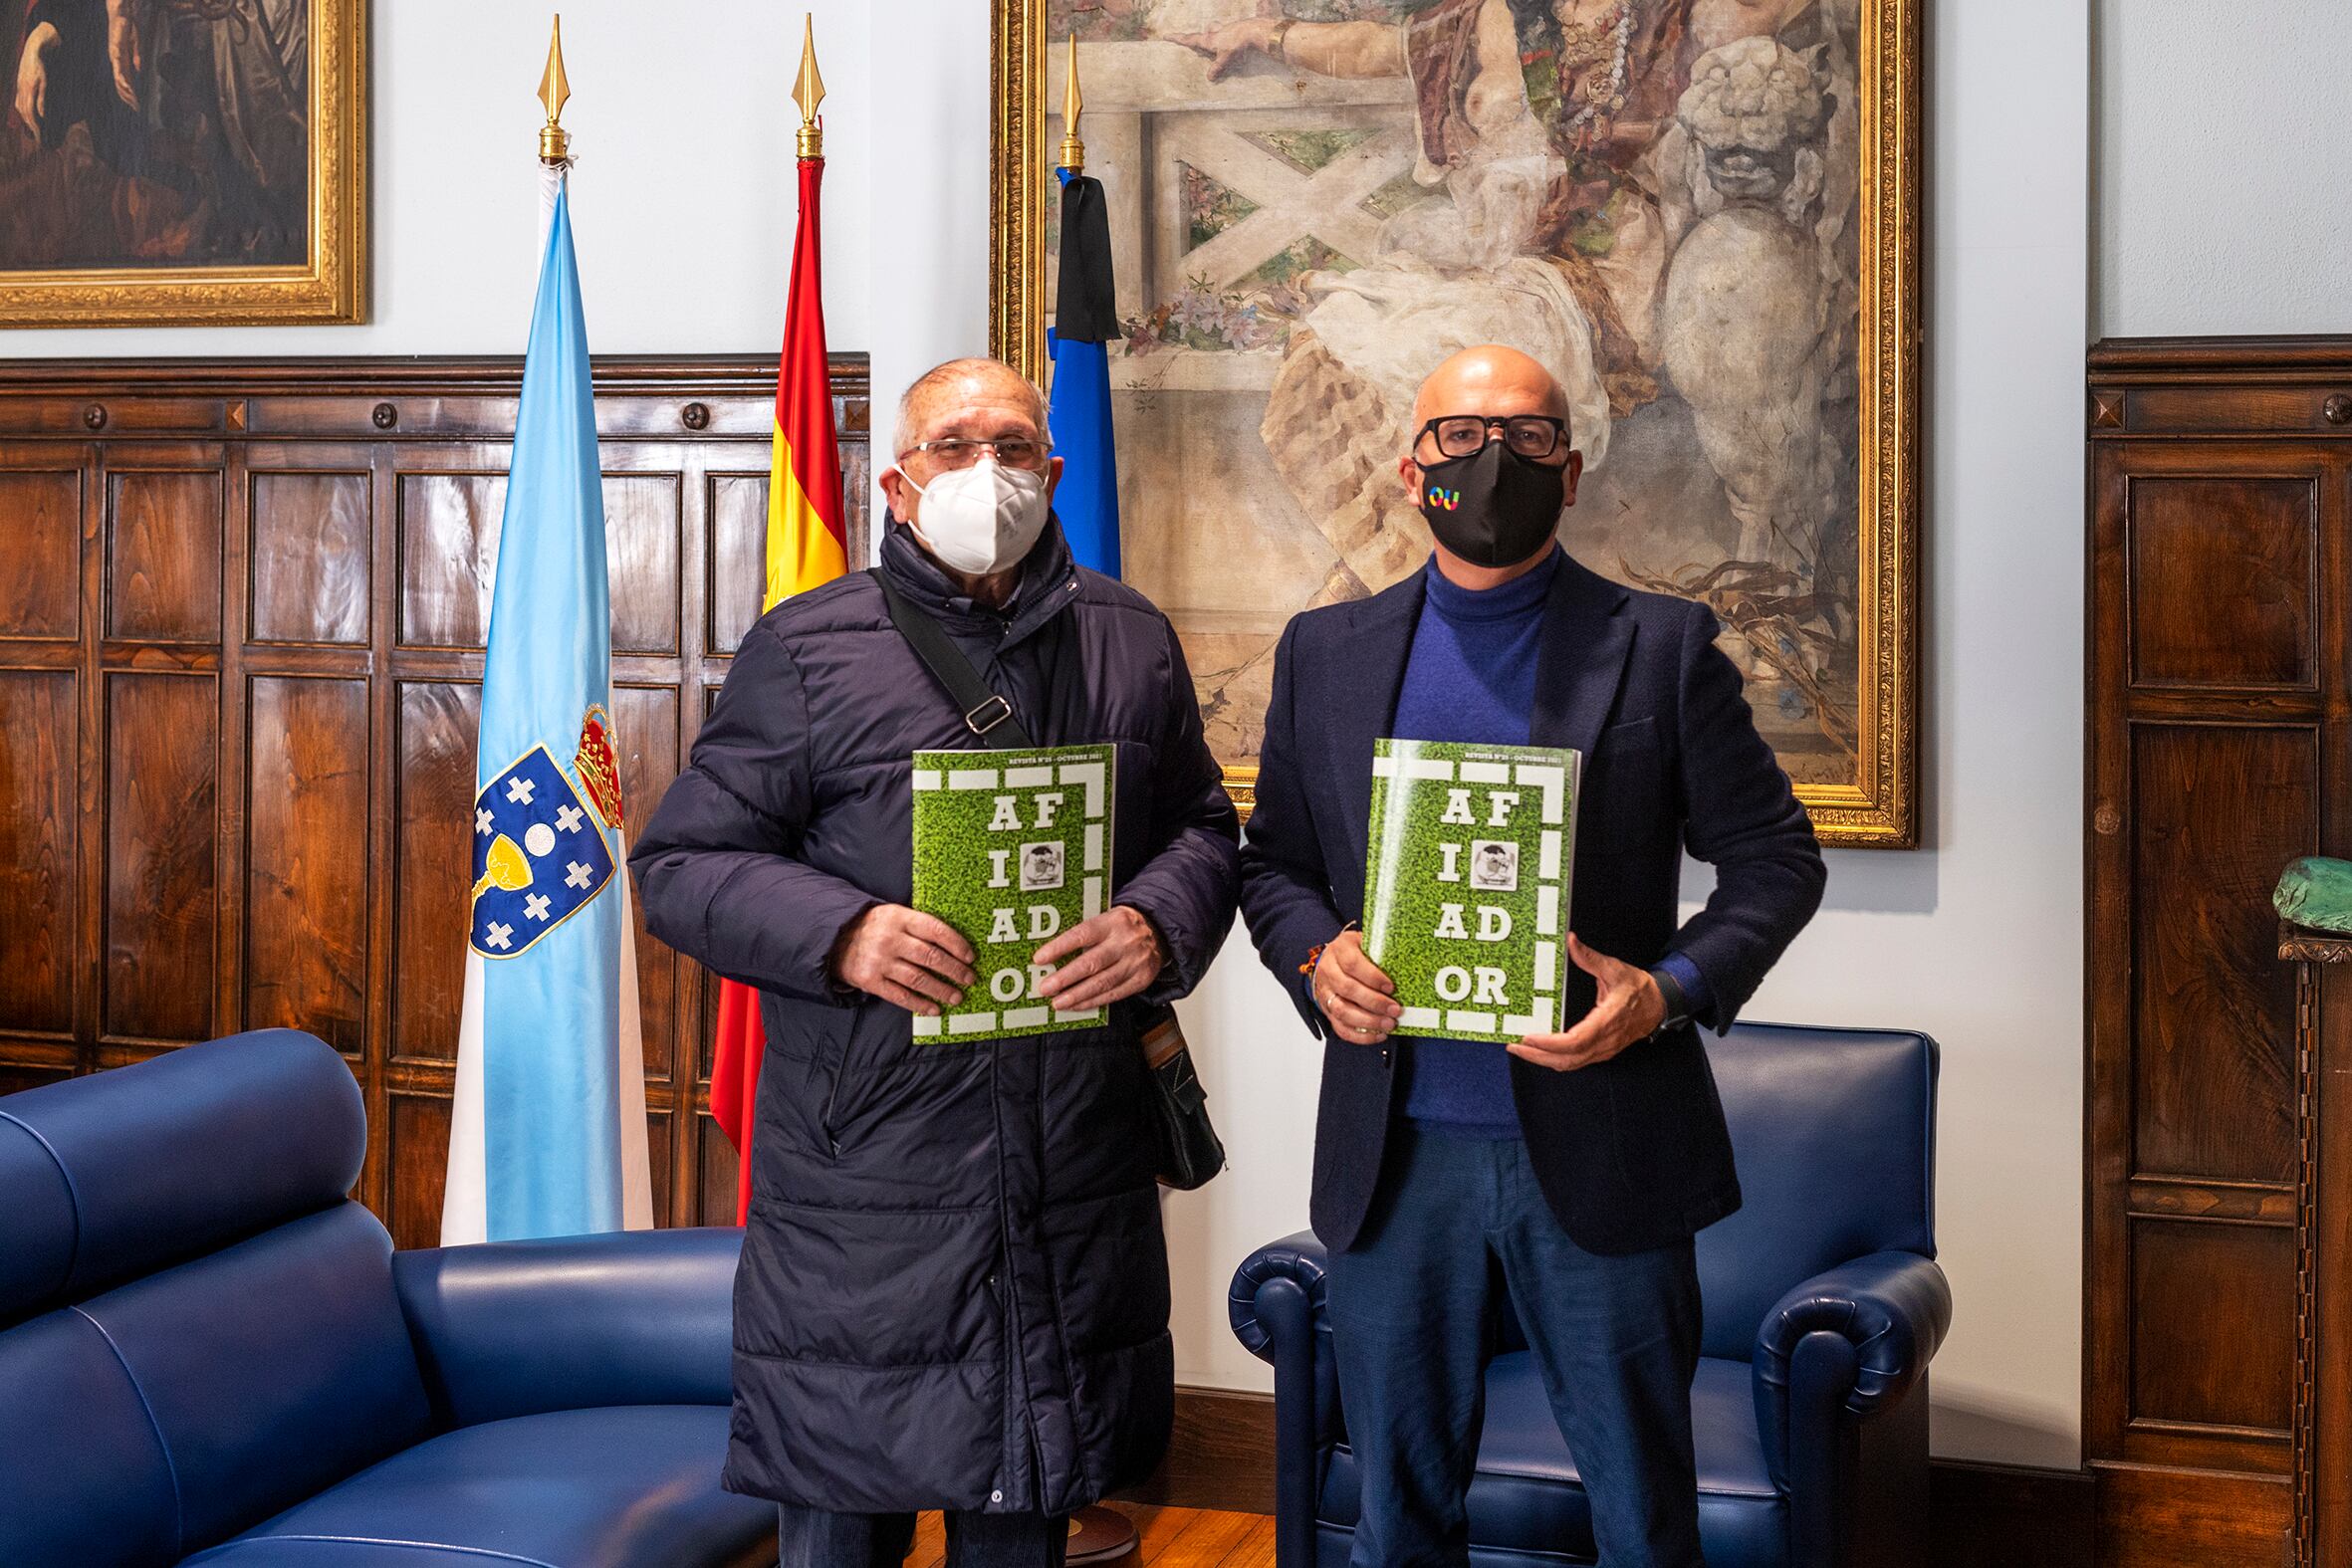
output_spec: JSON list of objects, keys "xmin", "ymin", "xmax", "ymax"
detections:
[
  {"xmin": 393, "ymin": 1226, "xmax": 743, "ymax": 1428},
  {"xmin": 1228, "ymin": 1230, "xmax": 1329, "ymax": 1362},
  {"xmin": 1752, "ymin": 1249, "xmax": 1951, "ymax": 1488}
]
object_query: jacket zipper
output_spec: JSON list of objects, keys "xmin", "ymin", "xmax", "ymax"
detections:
[{"xmin": 821, "ymin": 1061, "xmax": 844, "ymax": 1157}]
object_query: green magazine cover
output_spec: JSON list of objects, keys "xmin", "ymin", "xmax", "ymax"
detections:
[
  {"xmin": 909, "ymin": 743, "xmax": 1115, "ymax": 1042},
  {"xmin": 1362, "ymin": 738, "xmax": 1584, "ymax": 1043}
]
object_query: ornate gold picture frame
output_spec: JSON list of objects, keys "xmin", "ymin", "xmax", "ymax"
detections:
[
  {"xmin": 992, "ymin": 0, "xmax": 1919, "ymax": 846},
  {"xmin": 0, "ymin": 0, "xmax": 366, "ymax": 328}
]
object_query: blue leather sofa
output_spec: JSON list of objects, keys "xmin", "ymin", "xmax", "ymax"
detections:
[
  {"xmin": 0, "ymin": 1029, "xmax": 777, "ymax": 1568},
  {"xmin": 1229, "ymin": 1023, "xmax": 1951, "ymax": 1568}
]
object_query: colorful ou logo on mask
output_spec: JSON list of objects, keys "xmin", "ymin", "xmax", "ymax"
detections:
[{"xmin": 1426, "ymin": 487, "xmax": 1461, "ymax": 511}]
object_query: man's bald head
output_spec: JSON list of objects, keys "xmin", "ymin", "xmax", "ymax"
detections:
[
  {"xmin": 1408, "ymin": 344, "xmax": 1573, "ymax": 438},
  {"xmin": 895, "ymin": 357, "xmax": 1049, "ymax": 458}
]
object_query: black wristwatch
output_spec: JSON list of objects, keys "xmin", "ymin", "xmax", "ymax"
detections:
[{"xmin": 1646, "ymin": 964, "xmax": 1692, "ymax": 1039}]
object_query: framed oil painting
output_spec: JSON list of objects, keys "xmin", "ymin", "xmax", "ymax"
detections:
[
  {"xmin": 0, "ymin": 0, "xmax": 365, "ymax": 327},
  {"xmin": 992, "ymin": 0, "xmax": 1919, "ymax": 845}
]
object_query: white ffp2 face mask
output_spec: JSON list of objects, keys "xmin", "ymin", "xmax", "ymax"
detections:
[{"xmin": 901, "ymin": 456, "xmax": 1051, "ymax": 576}]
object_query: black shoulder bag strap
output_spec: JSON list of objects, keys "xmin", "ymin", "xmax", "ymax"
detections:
[
  {"xmin": 869, "ymin": 568, "xmax": 1036, "ymax": 748},
  {"xmin": 865, "ymin": 567, "xmax": 1225, "ymax": 1190}
]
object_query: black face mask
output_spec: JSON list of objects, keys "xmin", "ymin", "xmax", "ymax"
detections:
[{"xmin": 1416, "ymin": 439, "xmax": 1566, "ymax": 568}]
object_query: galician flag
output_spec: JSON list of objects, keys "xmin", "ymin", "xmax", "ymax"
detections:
[
  {"xmin": 709, "ymin": 26, "xmax": 847, "ymax": 1226},
  {"xmin": 442, "ymin": 166, "xmax": 652, "ymax": 1243}
]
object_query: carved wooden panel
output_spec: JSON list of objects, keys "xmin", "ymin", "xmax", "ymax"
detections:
[
  {"xmin": 607, "ymin": 474, "xmax": 682, "ymax": 656},
  {"xmin": 245, "ymin": 677, "xmax": 370, "ymax": 1055},
  {"xmin": 2129, "ymin": 1217, "xmax": 2297, "ymax": 1434},
  {"xmin": 106, "ymin": 466, "xmax": 223, "ymax": 644},
  {"xmin": 0, "ymin": 353, "xmax": 870, "ymax": 1241},
  {"xmin": 2127, "ymin": 475, "xmax": 2316, "ymax": 690},
  {"xmin": 0, "ymin": 671, "xmax": 76, "ymax": 1037},
  {"xmin": 386, "ymin": 1091, "xmax": 453, "ymax": 1251},
  {"xmin": 2130, "ymin": 724, "xmax": 2311, "ymax": 1184},
  {"xmin": 250, "ymin": 472, "xmax": 371, "ymax": 644},
  {"xmin": 699, "ymin": 1113, "xmax": 740, "ymax": 1228},
  {"xmin": 397, "ymin": 472, "xmax": 505, "ymax": 649},
  {"xmin": 391, "ymin": 680, "xmax": 478, "ymax": 1066},
  {"xmin": 0, "ymin": 469, "xmax": 81, "ymax": 639},
  {"xmin": 707, "ymin": 472, "xmax": 771, "ymax": 653},
  {"xmin": 613, "ymin": 683, "xmax": 681, "ymax": 1083},
  {"xmin": 104, "ymin": 673, "xmax": 219, "ymax": 1042}
]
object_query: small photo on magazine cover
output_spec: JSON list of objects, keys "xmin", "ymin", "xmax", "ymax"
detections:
[
  {"xmin": 1470, "ymin": 840, "xmax": 1520, "ymax": 893},
  {"xmin": 1020, "ymin": 841, "xmax": 1066, "ymax": 893}
]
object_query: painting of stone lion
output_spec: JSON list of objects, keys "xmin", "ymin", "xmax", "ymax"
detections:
[{"xmin": 1027, "ymin": 0, "xmax": 1914, "ymax": 836}]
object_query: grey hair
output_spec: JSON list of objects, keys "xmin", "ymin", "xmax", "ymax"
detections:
[{"xmin": 893, "ymin": 357, "xmax": 1050, "ymax": 458}]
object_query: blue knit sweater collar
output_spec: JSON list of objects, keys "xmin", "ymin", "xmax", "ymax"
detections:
[{"xmin": 1420, "ymin": 546, "xmax": 1562, "ymax": 623}]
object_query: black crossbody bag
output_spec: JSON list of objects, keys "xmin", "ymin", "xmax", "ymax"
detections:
[{"xmin": 870, "ymin": 570, "xmax": 1227, "ymax": 1191}]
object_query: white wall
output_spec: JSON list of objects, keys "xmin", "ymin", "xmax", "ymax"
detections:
[
  {"xmin": 2098, "ymin": 0, "xmax": 2352, "ymax": 337},
  {"xmin": 3, "ymin": 0, "xmax": 2097, "ymax": 1474},
  {"xmin": 1706, "ymin": 1, "xmax": 2090, "ymax": 1465}
]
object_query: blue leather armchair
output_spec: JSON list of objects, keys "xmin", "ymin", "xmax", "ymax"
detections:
[
  {"xmin": 1229, "ymin": 1023, "xmax": 1951, "ymax": 1568},
  {"xmin": 0, "ymin": 1029, "xmax": 776, "ymax": 1568}
]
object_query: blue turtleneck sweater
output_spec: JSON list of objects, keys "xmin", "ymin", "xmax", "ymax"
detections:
[{"xmin": 1389, "ymin": 548, "xmax": 1708, "ymax": 1137}]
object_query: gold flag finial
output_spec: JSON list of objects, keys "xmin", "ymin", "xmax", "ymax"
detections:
[
  {"xmin": 1058, "ymin": 32, "xmax": 1084, "ymax": 172},
  {"xmin": 793, "ymin": 14, "xmax": 825, "ymax": 159},
  {"xmin": 538, "ymin": 14, "xmax": 571, "ymax": 164}
]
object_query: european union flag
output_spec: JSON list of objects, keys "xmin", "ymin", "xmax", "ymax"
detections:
[
  {"xmin": 470, "ymin": 744, "xmax": 615, "ymax": 958},
  {"xmin": 1048, "ymin": 165, "xmax": 1122, "ymax": 577}
]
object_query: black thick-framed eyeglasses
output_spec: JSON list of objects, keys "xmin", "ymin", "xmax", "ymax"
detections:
[{"xmin": 1416, "ymin": 414, "xmax": 1569, "ymax": 461}]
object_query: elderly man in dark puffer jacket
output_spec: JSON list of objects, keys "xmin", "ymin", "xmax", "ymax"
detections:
[{"xmin": 630, "ymin": 356, "xmax": 1239, "ymax": 1568}]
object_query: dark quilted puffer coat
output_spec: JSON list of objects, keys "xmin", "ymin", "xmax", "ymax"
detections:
[{"xmin": 630, "ymin": 519, "xmax": 1240, "ymax": 1515}]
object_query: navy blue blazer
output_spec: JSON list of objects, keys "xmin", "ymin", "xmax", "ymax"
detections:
[{"xmin": 1238, "ymin": 551, "xmax": 1826, "ymax": 1256}]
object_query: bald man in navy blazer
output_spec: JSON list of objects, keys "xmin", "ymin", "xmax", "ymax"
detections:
[{"xmin": 1238, "ymin": 346, "xmax": 1825, "ymax": 1568}]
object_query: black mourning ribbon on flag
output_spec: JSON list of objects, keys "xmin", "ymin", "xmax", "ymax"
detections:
[{"xmin": 1055, "ymin": 172, "xmax": 1119, "ymax": 344}]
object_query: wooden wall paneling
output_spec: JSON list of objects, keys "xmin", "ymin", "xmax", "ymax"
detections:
[
  {"xmin": 0, "ymin": 354, "xmax": 869, "ymax": 1238},
  {"xmin": 2089, "ymin": 337, "xmax": 2352, "ymax": 1568}
]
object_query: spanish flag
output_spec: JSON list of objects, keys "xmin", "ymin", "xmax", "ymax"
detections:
[{"xmin": 710, "ymin": 61, "xmax": 843, "ymax": 1225}]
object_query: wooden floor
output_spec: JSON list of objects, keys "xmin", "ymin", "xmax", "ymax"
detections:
[{"xmin": 907, "ymin": 1503, "xmax": 1275, "ymax": 1568}]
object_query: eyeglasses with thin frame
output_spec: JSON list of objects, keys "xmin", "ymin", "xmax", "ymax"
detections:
[
  {"xmin": 899, "ymin": 436, "xmax": 1053, "ymax": 473},
  {"xmin": 1416, "ymin": 414, "xmax": 1569, "ymax": 461}
]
